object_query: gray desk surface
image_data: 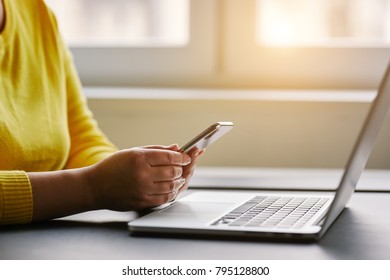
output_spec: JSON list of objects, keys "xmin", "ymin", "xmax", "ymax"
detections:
[
  {"xmin": 1, "ymin": 168, "xmax": 390, "ymax": 260},
  {"xmin": 191, "ymin": 167, "xmax": 390, "ymax": 191}
]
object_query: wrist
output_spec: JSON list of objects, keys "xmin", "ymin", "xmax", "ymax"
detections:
[
  {"xmin": 80, "ymin": 165, "xmax": 102, "ymax": 211},
  {"xmin": 29, "ymin": 168, "xmax": 98, "ymax": 221}
]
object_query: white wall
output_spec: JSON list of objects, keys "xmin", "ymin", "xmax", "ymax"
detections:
[{"xmin": 86, "ymin": 88, "xmax": 390, "ymax": 169}]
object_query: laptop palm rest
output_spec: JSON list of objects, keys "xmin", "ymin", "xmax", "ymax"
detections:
[{"xmin": 130, "ymin": 192, "xmax": 253, "ymax": 229}]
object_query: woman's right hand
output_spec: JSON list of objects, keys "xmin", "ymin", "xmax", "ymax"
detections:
[{"xmin": 84, "ymin": 145, "xmax": 192, "ymax": 211}]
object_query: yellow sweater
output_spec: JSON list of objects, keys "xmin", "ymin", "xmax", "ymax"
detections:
[{"xmin": 0, "ymin": 0, "xmax": 117, "ymax": 224}]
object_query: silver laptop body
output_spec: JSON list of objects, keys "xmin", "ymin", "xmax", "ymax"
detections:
[{"xmin": 128, "ymin": 62, "xmax": 390, "ymax": 241}]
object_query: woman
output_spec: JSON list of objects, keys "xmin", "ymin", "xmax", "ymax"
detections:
[{"xmin": 0, "ymin": 0, "xmax": 203, "ymax": 225}]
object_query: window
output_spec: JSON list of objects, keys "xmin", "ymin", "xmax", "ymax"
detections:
[
  {"xmin": 222, "ymin": 0, "xmax": 390, "ymax": 89},
  {"xmin": 257, "ymin": 0, "xmax": 390, "ymax": 46},
  {"xmin": 46, "ymin": 0, "xmax": 189, "ymax": 46},
  {"xmin": 45, "ymin": 0, "xmax": 390, "ymax": 89},
  {"xmin": 45, "ymin": 0, "xmax": 217, "ymax": 87}
]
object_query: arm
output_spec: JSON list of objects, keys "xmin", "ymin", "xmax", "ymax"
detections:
[
  {"xmin": 0, "ymin": 2, "xmax": 203, "ymax": 224},
  {"xmin": 63, "ymin": 48, "xmax": 118, "ymax": 168},
  {"xmin": 29, "ymin": 145, "xmax": 201, "ymax": 222}
]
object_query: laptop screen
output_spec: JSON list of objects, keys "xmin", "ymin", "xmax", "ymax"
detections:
[{"xmin": 319, "ymin": 62, "xmax": 390, "ymax": 237}]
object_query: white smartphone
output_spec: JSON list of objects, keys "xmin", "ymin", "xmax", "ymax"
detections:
[
  {"xmin": 152, "ymin": 122, "xmax": 233, "ymax": 211},
  {"xmin": 179, "ymin": 122, "xmax": 234, "ymax": 153}
]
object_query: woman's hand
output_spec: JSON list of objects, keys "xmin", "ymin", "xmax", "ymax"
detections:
[{"xmin": 84, "ymin": 145, "xmax": 203, "ymax": 211}]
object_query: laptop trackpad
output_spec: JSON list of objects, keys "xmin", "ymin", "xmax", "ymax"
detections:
[{"xmin": 130, "ymin": 191, "xmax": 253, "ymax": 227}]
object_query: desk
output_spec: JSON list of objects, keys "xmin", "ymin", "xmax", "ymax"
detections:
[
  {"xmin": 1, "ymin": 168, "xmax": 390, "ymax": 260},
  {"xmin": 191, "ymin": 167, "xmax": 390, "ymax": 191}
]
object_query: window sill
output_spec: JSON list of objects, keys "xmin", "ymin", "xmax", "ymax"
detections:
[{"xmin": 84, "ymin": 87, "xmax": 376, "ymax": 103}]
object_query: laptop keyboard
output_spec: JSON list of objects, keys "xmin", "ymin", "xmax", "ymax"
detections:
[{"xmin": 211, "ymin": 196, "xmax": 330, "ymax": 229}]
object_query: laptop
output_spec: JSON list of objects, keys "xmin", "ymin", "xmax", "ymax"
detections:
[{"xmin": 128, "ymin": 61, "xmax": 390, "ymax": 241}]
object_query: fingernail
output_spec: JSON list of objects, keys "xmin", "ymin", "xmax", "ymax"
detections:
[
  {"xmin": 168, "ymin": 144, "xmax": 179, "ymax": 150},
  {"xmin": 184, "ymin": 155, "xmax": 192, "ymax": 165},
  {"xmin": 174, "ymin": 178, "xmax": 186, "ymax": 191},
  {"xmin": 196, "ymin": 148, "xmax": 205, "ymax": 157},
  {"xmin": 170, "ymin": 192, "xmax": 177, "ymax": 202}
]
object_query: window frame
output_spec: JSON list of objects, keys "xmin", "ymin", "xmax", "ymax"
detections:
[
  {"xmin": 67, "ymin": 0, "xmax": 390, "ymax": 89},
  {"xmin": 68, "ymin": 0, "xmax": 218, "ymax": 87}
]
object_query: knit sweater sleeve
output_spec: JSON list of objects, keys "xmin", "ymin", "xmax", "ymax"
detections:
[
  {"xmin": 45, "ymin": 4, "xmax": 117, "ymax": 169},
  {"xmin": 63, "ymin": 50, "xmax": 118, "ymax": 169},
  {"xmin": 0, "ymin": 171, "xmax": 33, "ymax": 224}
]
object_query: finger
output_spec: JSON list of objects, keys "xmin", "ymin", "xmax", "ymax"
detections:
[
  {"xmin": 151, "ymin": 178, "xmax": 186, "ymax": 194},
  {"xmin": 180, "ymin": 148, "xmax": 204, "ymax": 190},
  {"xmin": 183, "ymin": 149, "xmax": 201, "ymax": 174},
  {"xmin": 166, "ymin": 144, "xmax": 180, "ymax": 151},
  {"xmin": 150, "ymin": 165, "xmax": 183, "ymax": 182},
  {"xmin": 147, "ymin": 192, "xmax": 177, "ymax": 207},
  {"xmin": 196, "ymin": 148, "xmax": 206, "ymax": 157},
  {"xmin": 143, "ymin": 144, "xmax": 179, "ymax": 151},
  {"xmin": 187, "ymin": 147, "xmax": 205, "ymax": 158},
  {"xmin": 144, "ymin": 149, "xmax": 191, "ymax": 166}
]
